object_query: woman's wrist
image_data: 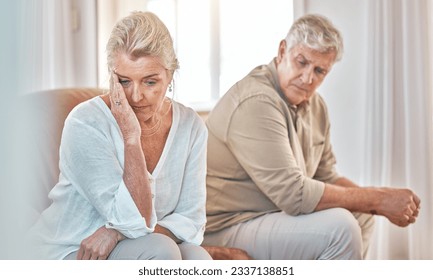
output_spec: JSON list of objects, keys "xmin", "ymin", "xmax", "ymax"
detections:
[
  {"xmin": 124, "ymin": 136, "xmax": 141, "ymax": 146},
  {"xmin": 105, "ymin": 227, "xmax": 126, "ymax": 242}
]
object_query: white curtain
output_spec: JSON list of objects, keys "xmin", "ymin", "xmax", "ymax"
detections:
[
  {"xmin": 363, "ymin": 0, "xmax": 433, "ymax": 259},
  {"xmin": 18, "ymin": 0, "xmax": 98, "ymax": 94}
]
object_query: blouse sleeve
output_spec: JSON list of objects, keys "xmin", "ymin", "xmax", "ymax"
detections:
[
  {"xmin": 59, "ymin": 116, "xmax": 157, "ymax": 238},
  {"xmin": 157, "ymin": 119, "xmax": 208, "ymax": 245},
  {"xmin": 226, "ymin": 96, "xmax": 325, "ymax": 215}
]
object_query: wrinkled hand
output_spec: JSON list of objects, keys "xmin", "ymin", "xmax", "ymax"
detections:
[
  {"xmin": 110, "ymin": 71, "xmax": 141, "ymax": 143},
  {"xmin": 77, "ymin": 226, "xmax": 124, "ymax": 260},
  {"xmin": 378, "ymin": 187, "xmax": 421, "ymax": 227}
]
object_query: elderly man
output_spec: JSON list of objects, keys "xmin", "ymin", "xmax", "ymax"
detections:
[{"xmin": 203, "ymin": 14, "xmax": 420, "ymax": 260}]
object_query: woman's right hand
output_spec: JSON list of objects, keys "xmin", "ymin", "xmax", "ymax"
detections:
[
  {"xmin": 77, "ymin": 226, "xmax": 125, "ymax": 260},
  {"xmin": 109, "ymin": 71, "xmax": 153, "ymax": 224},
  {"xmin": 109, "ymin": 71, "xmax": 141, "ymax": 144}
]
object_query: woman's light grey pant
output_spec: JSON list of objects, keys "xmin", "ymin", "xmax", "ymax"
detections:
[
  {"xmin": 64, "ymin": 233, "xmax": 212, "ymax": 260},
  {"xmin": 203, "ymin": 208, "xmax": 374, "ymax": 260}
]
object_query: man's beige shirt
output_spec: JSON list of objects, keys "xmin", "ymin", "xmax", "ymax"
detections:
[{"xmin": 205, "ymin": 59, "xmax": 340, "ymax": 233}]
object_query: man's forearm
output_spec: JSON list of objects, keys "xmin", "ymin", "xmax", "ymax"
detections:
[
  {"xmin": 332, "ymin": 177, "xmax": 360, "ymax": 188},
  {"xmin": 315, "ymin": 184, "xmax": 380, "ymax": 213},
  {"xmin": 314, "ymin": 183, "xmax": 420, "ymax": 227}
]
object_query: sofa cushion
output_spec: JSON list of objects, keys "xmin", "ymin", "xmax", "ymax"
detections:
[{"xmin": 23, "ymin": 88, "xmax": 104, "ymax": 219}]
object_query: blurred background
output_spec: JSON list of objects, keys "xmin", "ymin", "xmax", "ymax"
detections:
[{"xmin": 1, "ymin": 0, "xmax": 432, "ymax": 259}]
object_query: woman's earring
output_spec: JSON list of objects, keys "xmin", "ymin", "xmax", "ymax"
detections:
[{"xmin": 168, "ymin": 83, "xmax": 173, "ymax": 92}]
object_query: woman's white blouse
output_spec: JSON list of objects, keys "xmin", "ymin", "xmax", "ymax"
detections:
[{"xmin": 29, "ymin": 97, "xmax": 208, "ymax": 259}]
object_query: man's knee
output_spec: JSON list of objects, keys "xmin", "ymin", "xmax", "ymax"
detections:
[
  {"xmin": 357, "ymin": 212, "xmax": 375, "ymax": 237},
  {"xmin": 324, "ymin": 208, "xmax": 363, "ymax": 259},
  {"xmin": 353, "ymin": 212, "xmax": 375, "ymax": 258}
]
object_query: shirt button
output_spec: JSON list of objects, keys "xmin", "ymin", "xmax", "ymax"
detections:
[{"xmin": 108, "ymin": 222, "xmax": 113, "ymax": 227}]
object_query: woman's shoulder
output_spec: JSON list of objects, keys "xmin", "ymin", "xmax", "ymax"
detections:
[
  {"xmin": 173, "ymin": 99, "xmax": 197, "ymax": 116},
  {"xmin": 173, "ymin": 100, "xmax": 206, "ymax": 127},
  {"xmin": 66, "ymin": 96, "xmax": 111, "ymax": 124},
  {"xmin": 171, "ymin": 100, "xmax": 207, "ymax": 145},
  {"xmin": 64, "ymin": 96, "xmax": 114, "ymax": 134}
]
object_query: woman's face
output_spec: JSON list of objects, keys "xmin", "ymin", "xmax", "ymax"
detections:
[{"xmin": 112, "ymin": 52, "xmax": 171, "ymax": 121}]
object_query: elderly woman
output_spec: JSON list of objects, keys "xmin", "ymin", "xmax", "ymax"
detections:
[{"xmin": 29, "ymin": 11, "xmax": 211, "ymax": 260}]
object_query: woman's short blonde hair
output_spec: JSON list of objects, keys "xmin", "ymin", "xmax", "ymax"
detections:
[
  {"xmin": 106, "ymin": 11, "xmax": 179, "ymax": 76},
  {"xmin": 285, "ymin": 14, "xmax": 344, "ymax": 62}
]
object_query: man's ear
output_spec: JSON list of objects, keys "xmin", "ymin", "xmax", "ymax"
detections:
[{"xmin": 276, "ymin": 40, "xmax": 287, "ymax": 63}]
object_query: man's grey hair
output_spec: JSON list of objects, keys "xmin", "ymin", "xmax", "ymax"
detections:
[{"xmin": 285, "ymin": 14, "xmax": 344, "ymax": 62}]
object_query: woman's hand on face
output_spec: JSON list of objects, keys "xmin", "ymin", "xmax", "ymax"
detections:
[
  {"xmin": 110, "ymin": 71, "xmax": 141, "ymax": 144},
  {"xmin": 76, "ymin": 226, "xmax": 124, "ymax": 260}
]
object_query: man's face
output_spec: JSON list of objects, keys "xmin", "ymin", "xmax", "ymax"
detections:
[{"xmin": 276, "ymin": 41, "xmax": 336, "ymax": 106}]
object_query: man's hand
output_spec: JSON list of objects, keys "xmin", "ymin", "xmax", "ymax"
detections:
[
  {"xmin": 203, "ymin": 246, "xmax": 253, "ymax": 260},
  {"xmin": 318, "ymin": 183, "xmax": 421, "ymax": 227},
  {"xmin": 376, "ymin": 187, "xmax": 421, "ymax": 227},
  {"xmin": 77, "ymin": 226, "xmax": 125, "ymax": 260},
  {"xmin": 154, "ymin": 224, "xmax": 182, "ymax": 244}
]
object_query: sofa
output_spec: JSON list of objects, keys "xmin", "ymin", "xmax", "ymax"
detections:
[{"xmin": 23, "ymin": 87, "xmax": 250, "ymax": 260}]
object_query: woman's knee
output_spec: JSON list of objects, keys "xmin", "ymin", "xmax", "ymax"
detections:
[
  {"xmin": 144, "ymin": 234, "xmax": 182, "ymax": 260},
  {"xmin": 179, "ymin": 243, "xmax": 213, "ymax": 260},
  {"xmin": 112, "ymin": 233, "xmax": 182, "ymax": 260}
]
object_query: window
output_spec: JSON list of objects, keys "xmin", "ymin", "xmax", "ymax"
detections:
[{"xmin": 99, "ymin": 0, "xmax": 293, "ymax": 110}]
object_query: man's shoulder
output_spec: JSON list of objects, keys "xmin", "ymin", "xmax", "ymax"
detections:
[
  {"xmin": 237, "ymin": 64, "xmax": 281, "ymax": 101},
  {"xmin": 211, "ymin": 65, "xmax": 283, "ymax": 114},
  {"xmin": 311, "ymin": 92, "xmax": 326, "ymax": 104},
  {"xmin": 309, "ymin": 93, "xmax": 329, "ymax": 113}
]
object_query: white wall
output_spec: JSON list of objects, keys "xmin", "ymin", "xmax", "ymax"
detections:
[{"xmin": 295, "ymin": 0, "xmax": 368, "ymax": 182}]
